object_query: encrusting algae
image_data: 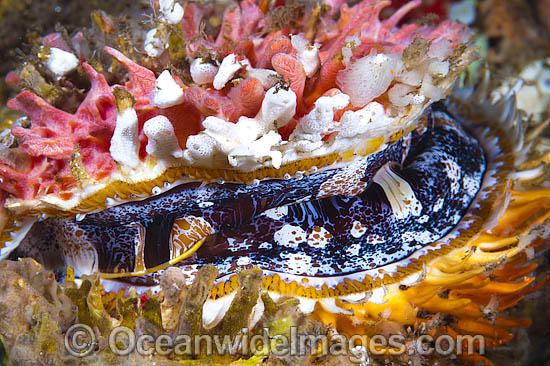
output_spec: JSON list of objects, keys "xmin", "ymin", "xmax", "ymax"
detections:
[{"xmin": 0, "ymin": 0, "xmax": 548, "ymax": 365}]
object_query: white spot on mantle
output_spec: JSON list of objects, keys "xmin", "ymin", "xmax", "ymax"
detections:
[
  {"xmin": 350, "ymin": 221, "xmax": 367, "ymax": 238},
  {"xmin": 262, "ymin": 206, "xmax": 288, "ymax": 220},
  {"xmin": 274, "ymin": 225, "xmax": 307, "ymax": 248}
]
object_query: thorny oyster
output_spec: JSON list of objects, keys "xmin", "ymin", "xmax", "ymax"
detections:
[{"xmin": 0, "ymin": 0, "xmax": 549, "ymax": 365}]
